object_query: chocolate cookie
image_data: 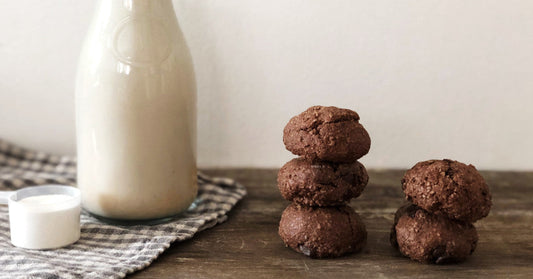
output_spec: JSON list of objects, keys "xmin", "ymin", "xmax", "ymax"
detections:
[
  {"xmin": 390, "ymin": 204, "xmax": 478, "ymax": 264},
  {"xmin": 402, "ymin": 159, "xmax": 492, "ymax": 223},
  {"xmin": 277, "ymin": 157, "xmax": 368, "ymax": 206},
  {"xmin": 279, "ymin": 204, "xmax": 367, "ymax": 258},
  {"xmin": 283, "ymin": 106, "xmax": 371, "ymax": 163}
]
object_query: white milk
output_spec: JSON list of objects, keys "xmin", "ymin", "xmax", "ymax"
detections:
[
  {"xmin": 18, "ymin": 194, "xmax": 74, "ymax": 205},
  {"xmin": 75, "ymin": 0, "xmax": 197, "ymax": 220}
]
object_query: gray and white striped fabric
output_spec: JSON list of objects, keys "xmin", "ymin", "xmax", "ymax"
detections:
[{"xmin": 0, "ymin": 139, "xmax": 246, "ymax": 279}]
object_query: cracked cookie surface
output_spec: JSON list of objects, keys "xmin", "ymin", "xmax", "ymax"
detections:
[
  {"xmin": 278, "ymin": 203, "xmax": 366, "ymax": 258},
  {"xmin": 402, "ymin": 159, "xmax": 492, "ymax": 223},
  {"xmin": 283, "ymin": 106, "xmax": 371, "ymax": 163},
  {"xmin": 390, "ymin": 203, "xmax": 478, "ymax": 264},
  {"xmin": 277, "ymin": 157, "xmax": 368, "ymax": 206}
]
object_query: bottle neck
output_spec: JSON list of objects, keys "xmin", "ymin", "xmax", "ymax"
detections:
[{"xmin": 87, "ymin": 0, "xmax": 183, "ymax": 68}]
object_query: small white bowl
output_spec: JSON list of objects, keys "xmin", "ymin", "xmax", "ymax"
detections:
[{"xmin": 0, "ymin": 185, "xmax": 81, "ymax": 249}]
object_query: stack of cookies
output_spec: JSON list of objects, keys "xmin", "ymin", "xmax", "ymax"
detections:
[
  {"xmin": 277, "ymin": 106, "xmax": 371, "ymax": 258},
  {"xmin": 390, "ymin": 159, "xmax": 492, "ymax": 264}
]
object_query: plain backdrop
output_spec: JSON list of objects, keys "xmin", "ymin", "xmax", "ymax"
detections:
[{"xmin": 0, "ymin": 0, "xmax": 532, "ymax": 170}]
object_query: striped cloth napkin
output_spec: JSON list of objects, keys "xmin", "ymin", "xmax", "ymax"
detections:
[{"xmin": 0, "ymin": 139, "xmax": 246, "ymax": 279}]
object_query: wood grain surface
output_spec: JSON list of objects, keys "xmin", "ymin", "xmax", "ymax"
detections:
[{"xmin": 130, "ymin": 169, "xmax": 533, "ymax": 279}]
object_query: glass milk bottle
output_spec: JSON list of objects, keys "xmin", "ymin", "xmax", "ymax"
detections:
[{"xmin": 75, "ymin": 0, "xmax": 197, "ymax": 221}]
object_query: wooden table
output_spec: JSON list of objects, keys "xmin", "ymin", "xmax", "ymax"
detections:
[{"xmin": 131, "ymin": 169, "xmax": 533, "ymax": 278}]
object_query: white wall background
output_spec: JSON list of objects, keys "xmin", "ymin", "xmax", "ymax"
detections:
[{"xmin": 1, "ymin": 0, "xmax": 532, "ymax": 170}]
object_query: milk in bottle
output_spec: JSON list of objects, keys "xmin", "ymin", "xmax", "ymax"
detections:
[{"xmin": 75, "ymin": 0, "xmax": 197, "ymax": 220}]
